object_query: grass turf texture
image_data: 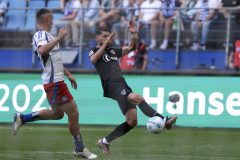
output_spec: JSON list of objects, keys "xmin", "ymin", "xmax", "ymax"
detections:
[{"xmin": 0, "ymin": 125, "xmax": 239, "ymax": 160}]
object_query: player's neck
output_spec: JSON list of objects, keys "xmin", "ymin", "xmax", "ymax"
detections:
[{"xmin": 37, "ymin": 24, "xmax": 49, "ymax": 32}]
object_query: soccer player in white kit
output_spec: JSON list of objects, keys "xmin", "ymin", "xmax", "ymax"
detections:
[{"xmin": 12, "ymin": 8, "xmax": 97, "ymax": 159}]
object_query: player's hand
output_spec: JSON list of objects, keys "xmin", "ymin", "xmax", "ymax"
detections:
[
  {"xmin": 103, "ymin": 33, "xmax": 115, "ymax": 46},
  {"xmin": 128, "ymin": 20, "xmax": 137, "ymax": 34},
  {"xmin": 68, "ymin": 75, "xmax": 77, "ymax": 90},
  {"xmin": 58, "ymin": 28, "xmax": 68, "ymax": 40}
]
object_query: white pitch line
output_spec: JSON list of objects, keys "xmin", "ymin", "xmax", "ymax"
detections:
[
  {"xmin": 1, "ymin": 151, "xmax": 239, "ymax": 160},
  {"xmin": 119, "ymin": 153, "xmax": 240, "ymax": 160}
]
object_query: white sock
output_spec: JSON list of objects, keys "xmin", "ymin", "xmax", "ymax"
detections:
[
  {"xmin": 163, "ymin": 39, "xmax": 168, "ymax": 44},
  {"xmin": 151, "ymin": 39, "xmax": 156, "ymax": 45},
  {"xmin": 102, "ymin": 137, "xmax": 109, "ymax": 144}
]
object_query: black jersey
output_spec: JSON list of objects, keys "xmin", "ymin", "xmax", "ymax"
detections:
[{"xmin": 89, "ymin": 47, "xmax": 124, "ymax": 95}]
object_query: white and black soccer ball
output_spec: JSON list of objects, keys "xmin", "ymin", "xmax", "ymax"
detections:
[{"xmin": 146, "ymin": 116, "xmax": 165, "ymax": 134}]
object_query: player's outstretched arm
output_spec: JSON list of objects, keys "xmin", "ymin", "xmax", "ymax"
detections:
[
  {"xmin": 38, "ymin": 28, "xmax": 67, "ymax": 56},
  {"xmin": 90, "ymin": 33, "xmax": 115, "ymax": 63},
  {"xmin": 64, "ymin": 68, "xmax": 77, "ymax": 89},
  {"xmin": 122, "ymin": 21, "xmax": 138, "ymax": 56}
]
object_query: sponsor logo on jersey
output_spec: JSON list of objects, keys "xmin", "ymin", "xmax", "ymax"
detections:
[
  {"xmin": 110, "ymin": 50, "xmax": 116, "ymax": 55},
  {"xmin": 103, "ymin": 54, "xmax": 118, "ymax": 62},
  {"xmin": 121, "ymin": 89, "xmax": 126, "ymax": 95}
]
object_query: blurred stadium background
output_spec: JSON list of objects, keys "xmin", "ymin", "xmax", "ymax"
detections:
[{"xmin": 0, "ymin": 0, "xmax": 240, "ymax": 159}]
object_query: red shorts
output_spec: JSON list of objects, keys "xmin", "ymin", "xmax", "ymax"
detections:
[{"xmin": 43, "ymin": 81, "xmax": 73, "ymax": 106}]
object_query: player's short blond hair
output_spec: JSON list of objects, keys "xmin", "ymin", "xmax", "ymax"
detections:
[{"xmin": 36, "ymin": 8, "xmax": 52, "ymax": 24}]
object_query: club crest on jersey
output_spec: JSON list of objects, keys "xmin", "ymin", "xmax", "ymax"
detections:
[
  {"xmin": 110, "ymin": 50, "xmax": 115, "ymax": 55},
  {"xmin": 121, "ymin": 89, "xmax": 126, "ymax": 95},
  {"xmin": 62, "ymin": 96, "xmax": 68, "ymax": 102}
]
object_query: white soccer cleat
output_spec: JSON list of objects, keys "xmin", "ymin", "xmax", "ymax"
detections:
[
  {"xmin": 12, "ymin": 113, "xmax": 23, "ymax": 136},
  {"xmin": 73, "ymin": 148, "xmax": 97, "ymax": 159}
]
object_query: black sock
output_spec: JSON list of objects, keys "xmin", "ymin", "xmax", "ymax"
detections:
[
  {"xmin": 105, "ymin": 122, "xmax": 134, "ymax": 143},
  {"xmin": 138, "ymin": 100, "xmax": 165, "ymax": 119}
]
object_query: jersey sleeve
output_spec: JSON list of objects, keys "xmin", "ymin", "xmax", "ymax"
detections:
[
  {"xmin": 33, "ymin": 31, "xmax": 48, "ymax": 51},
  {"xmin": 89, "ymin": 48, "xmax": 98, "ymax": 57},
  {"xmin": 115, "ymin": 48, "xmax": 123, "ymax": 58}
]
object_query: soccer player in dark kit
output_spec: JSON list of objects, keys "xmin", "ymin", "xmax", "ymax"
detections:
[{"xmin": 89, "ymin": 21, "xmax": 177, "ymax": 155}]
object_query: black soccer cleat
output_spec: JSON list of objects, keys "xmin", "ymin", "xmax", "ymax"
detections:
[
  {"xmin": 165, "ymin": 115, "xmax": 177, "ymax": 129},
  {"xmin": 97, "ymin": 139, "xmax": 110, "ymax": 155}
]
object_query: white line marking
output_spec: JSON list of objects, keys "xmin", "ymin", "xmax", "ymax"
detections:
[{"xmin": 1, "ymin": 151, "xmax": 239, "ymax": 160}]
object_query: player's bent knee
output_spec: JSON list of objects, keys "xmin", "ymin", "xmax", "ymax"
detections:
[
  {"xmin": 137, "ymin": 95, "xmax": 144, "ymax": 102},
  {"xmin": 134, "ymin": 94, "xmax": 144, "ymax": 104},
  {"xmin": 53, "ymin": 112, "xmax": 64, "ymax": 120},
  {"xmin": 128, "ymin": 93, "xmax": 144, "ymax": 104}
]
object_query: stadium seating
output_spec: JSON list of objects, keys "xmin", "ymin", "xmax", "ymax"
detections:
[
  {"xmin": 47, "ymin": 0, "xmax": 63, "ymax": 21},
  {"xmin": 4, "ymin": 0, "xmax": 26, "ymax": 30},
  {"xmin": 47, "ymin": 0, "xmax": 59, "ymax": 9},
  {"xmin": 23, "ymin": 0, "xmax": 46, "ymax": 31},
  {"xmin": 28, "ymin": 0, "xmax": 46, "ymax": 12}
]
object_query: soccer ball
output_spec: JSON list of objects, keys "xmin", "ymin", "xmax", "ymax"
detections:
[{"xmin": 146, "ymin": 116, "xmax": 165, "ymax": 134}]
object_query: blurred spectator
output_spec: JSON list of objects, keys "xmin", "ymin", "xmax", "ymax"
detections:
[
  {"xmin": 136, "ymin": 0, "xmax": 145, "ymax": 6},
  {"xmin": 0, "ymin": 0, "xmax": 7, "ymax": 26},
  {"xmin": 71, "ymin": 0, "xmax": 100, "ymax": 46},
  {"xmin": 112, "ymin": 0, "xmax": 139, "ymax": 46},
  {"xmin": 51, "ymin": 0, "xmax": 81, "ymax": 47},
  {"xmin": 228, "ymin": 40, "xmax": 240, "ymax": 71},
  {"xmin": 120, "ymin": 42, "xmax": 148, "ymax": 70},
  {"xmin": 190, "ymin": 0, "xmax": 219, "ymax": 51},
  {"xmin": 60, "ymin": 0, "xmax": 66, "ymax": 12},
  {"xmin": 139, "ymin": 0, "xmax": 162, "ymax": 47},
  {"xmin": 181, "ymin": 0, "xmax": 198, "ymax": 21},
  {"xmin": 157, "ymin": 0, "xmax": 184, "ymax": 50},
  {"xmin": 220, "ymin": 0, "xmax": 240, "ymax": 41},
  {"xmin": 97, "ymin": 0, "xmax": 122, "ymax": 28}
]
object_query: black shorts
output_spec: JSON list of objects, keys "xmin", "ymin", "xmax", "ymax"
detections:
[{"xmin": 105, "ymin": 79, "xmax": 136, "ymax": 115}]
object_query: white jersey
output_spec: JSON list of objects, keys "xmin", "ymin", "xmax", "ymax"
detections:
[{"xmin": 32, "ymin": 30, "xmax": 64, "ymax": 84}]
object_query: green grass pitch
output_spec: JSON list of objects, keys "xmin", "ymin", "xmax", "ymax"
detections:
[{"xmin": 0, "ymin": 125, "xmax": 239, "ymax": 160}]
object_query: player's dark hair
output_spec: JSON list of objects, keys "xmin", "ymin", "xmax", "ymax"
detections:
[
  {"xmin": 96, "ymin": 27, "xmax": 111, "ymax": 35},
  {"xmin": 36, "ymin": 8, "xmax": 52, "ymax": 24}
]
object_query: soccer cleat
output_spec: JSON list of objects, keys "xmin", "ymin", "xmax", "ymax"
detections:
[
  {"xmin": 12, "ymin": 113, "xmax": 23, "ymax": 135},
  {"xmin": 97, "ymin": 139, "xmax": 110, "ymax": 155},
  {"xmin": 73, "ymin": 148, "xmax": 97, "ymax": 159},
  {"xmin": 165, "ymin": 115, "xmax": 177, "ymax": 130}
]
